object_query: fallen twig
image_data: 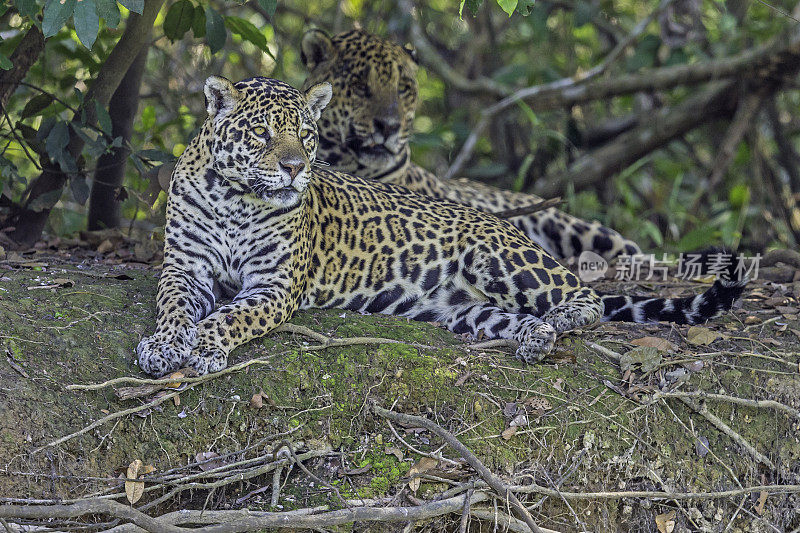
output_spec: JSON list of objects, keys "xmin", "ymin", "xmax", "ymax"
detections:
[
  {"xmin": 68, "ymin": 324, "xmax": 427, "ymax": 392},
  {"xmin": 0, "ymin": 492, "xmax": 494, "ymax": 533},
  {"xmin": 371, "ymin": 403, "xmax": 544, "ymax": 533},
  {"xmin": 672, "ymin": 396, "xmax": 776, "ymax": 469},
  {"xmin": 32, "ymin": 387, "xmax": 188, "ymax": 453},
  {"xmin": 653, "ymin": 390, "xmax": 800, "ymax": 421}
]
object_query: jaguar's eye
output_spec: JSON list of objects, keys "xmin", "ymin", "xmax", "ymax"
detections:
[
  {"xmin": 300, "ymin": 128, "xmax": 314, "ymax": 140},
  {"xmin": 253, "ymin": 126, "xmax": 268, "ymax": 137}
]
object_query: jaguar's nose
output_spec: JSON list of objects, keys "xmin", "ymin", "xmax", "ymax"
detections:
[
  {"xmin": 374, "ymin": 116, "xmax": 400, "ymax": 138},
  {"xmin": 279, "ymin": 158, "xmax": 306, "ymax": 179}
]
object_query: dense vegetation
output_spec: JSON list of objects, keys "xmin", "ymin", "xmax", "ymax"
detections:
[{"xmin": 0, "ymin": 0, "xmax": 798, "ymax": 253}]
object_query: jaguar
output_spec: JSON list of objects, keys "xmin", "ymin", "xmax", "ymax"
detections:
[
  {"xmin": 136, "ymin": 76, "xmax": 744, "ymax": 376},
  {"xmin": 300, "ymin": 29, "xmax": 642, "ymax": 262}
]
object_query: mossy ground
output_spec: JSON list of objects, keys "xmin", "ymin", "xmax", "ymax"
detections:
[{"xmin": 0, "ymin": 255, "xmax": 798, "ymax": 532}]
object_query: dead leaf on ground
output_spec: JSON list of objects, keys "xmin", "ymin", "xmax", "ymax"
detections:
[
  {"xmin": 503, "ymin": 402, "xmax": 518, "ymax": 418},
  {"xmin": 695, "ymin": 436, "xmax": 710, "ymax": 457},
  {"xmin": 384, "ymin": 446, "xmax": 404, "ymax": 461},
  {"xmin": 619, "ymin": 346, "xmax": 662, "ymax": 373},
  {"xmin": 687, "ymin": 326, "xmax": 720, "ymax": 345},
  {"xmin": 125, "ymin": 459, "xmax": 145, "ymax": 504},
  {"xmin": 195, "ymin": 451, "xmax": 225, "ymax": 472},
  {"xmin": 501, "ymin": 426, "xmax": 517, "ymax": 440},
  {"xmin": 26, "ymin": 278, "xmax": 74, "ymax": 290},
  {"xmin": 407, "ymin": 456, "xmax": 438, "ymax": 492},
  {"xmin": 655, "ymin": 510, "xmax": 676, "ymax": 533},
  {"xmin": 755, "ymin": 490, "xmax": 768, "ymax": 515},
  {"xmin": 631, "ymin": 336, "xmax": 677, "ymax": 352},
  {"xmin": 250, "ymin": 390, "xmax": 276, "ymax": 409},
  {"xmin": 524, "ymin": 396, "xmax": 552, "ymax": 411}
]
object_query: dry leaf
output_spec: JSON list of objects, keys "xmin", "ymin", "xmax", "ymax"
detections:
[
  {"xmin": 687, "ymin": 326, "xmax": 720, "ymax": 345},
  {"xmin": 619, "ymin": 346, "xmax": 662, "ymax": 373},
  {"xmin": 195, "ymin": 451, "xmax": 225, "ymax": 472},
  {"xmin": 407, "ymin": 457, "xmax": 438, "ymax": 492},
  {"xmin": 250, "ymin": 390, "xmax": 275, "ymax": 409},
  {"xmin": 695, "ymin": 436, "xmax": 710, "ymax": 457},
  {"xmin": 655, "ymin": 510, "xmax": 676, "ymax": 533},
  {"xmin": 97, "ymin": 239, "xmax": 114, "ymax": 254},
  {"xmin": 755, "ymin": 490, "xmax": 768, "ymax": 515},
  {"xmin": 385, "ymin": 446, "xmax": 404, "ymax": 461},
  {"xmin": 744, "ymin": 315, "xmax": 760, "ymax": 325},
  {"xmin": 631, "ymin": 336, "xmax": 676, "ymax": 352},
  {"xmin": 125, "ymin": 459, "xmax": 145, "ymax": 504},
  {"xmin": 165, "ymin": 370, "xmax": 187, "ymax": 389},
  {"xmin": 524, "ymin": 396, "xmax": 552, "ymax": 411},
  {"xmin": 501, "ymin": 426, "xmax": 518, "ymax": 440}
]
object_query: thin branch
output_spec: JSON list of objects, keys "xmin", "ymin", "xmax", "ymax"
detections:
[
  {"xmin": 32, "ymin": 387, "xmax": 187, "ymax": 453},
  {"xmin": 0, "ymin": 493, "xmax": 495, "ymax": 533},
  {"xmin": 371, "ymin": 404, "xmax": 544, "ymax": 533},
  {"xmin": 690, "ymin": 88, "xmax": 767, "ymax": 211},
  {"xmin": 446, "ymin": 21, "xmax": 800, "ymax": 180},
  {"xmin": 653, "ymin": 390, "xmax": 800, "ymax": 421},
  {"xmin": 671, "ymin": 396, "xmax": 776, "ymax": 470}
]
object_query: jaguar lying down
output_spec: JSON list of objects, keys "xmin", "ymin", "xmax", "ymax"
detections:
[
  {"xmin": 136, "ymin": 76, "xmax": 746, "ymax": 376},
  {"xmin": 300, "ymin": 29, "xmax": 642, "ymax": 261}
]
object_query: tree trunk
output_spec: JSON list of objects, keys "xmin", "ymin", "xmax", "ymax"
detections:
[
  {"xmin": 5, "ymin": 0, "xmax": 164, "ymax": 248},
  {"xmin": 534, "ymin": 82, "xmax": 741, "ymax": 197},
  {"xmin": 87, "ymin": 45, "xmax": 149, "ymax": 231},
  {"xmin": 0, "ymin": 25, "xmax": 44, "ymax": 109}
]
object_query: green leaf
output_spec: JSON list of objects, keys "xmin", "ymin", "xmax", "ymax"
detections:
[
  {"xmin": 225, "ymin": 16, "xmax": 269, "ymax": 53},
  {"xmin": 676, "ymin": 225, "xmax": 718, "ymax": 251},
  {"xmin": 94, "ymin": 0, "xmax": 121, "ymax": 28},
  {"xmin": 205, "ymin": 6, "xmax": 225, "ymax": 53},
  {"xmin": 459, "ymin": 0, "xmax": 482, "ymax": 17},
  {"xmin": 15, "ymin": 0, "xmax": 39, "ymax": 18},
  {"xmin": 74, "ymin": 0, "xmax": 100, "ymax": 48},
  {"xmin": 118, "ymin": 0, "xmax": 143, "ymax": 13},
  {"xmin": 20, "ymin": 94, "xmax": 53, "ymax": 119},
  {"xmin": 497, "ymin": 0, "xmax": 517, "ymax": 16},
  {"xmin": 516, "ymin": 0, "xmax": 534, "ymax": 15},
  {"xmin": 164, "ymin": 0, "xmax": 195, "ymax": 41},
  {"xmin": 0, "ymin": 53, "xmax": 11, "ymax": 70},
  {"xmin": 45, "ymin": 121, "xmax": 70, "ymax": 161},
  {"xmin": 191, "ymin": 4, "xmax": 205, "ymax": 38},
  {"xmin": 626, "ymin": 34, "xmax": 661, "ymax": 71},
  {"xmin": 70, "ymin": 175, "xmax": 90, "ymax": 204},
  {"xmin": 95, "ymin": 100, "xmax": 113, "ymax": 136},
  {"xmin": 42, "ymin": 0, "xmax": 76, "ymax": 38},
  {"xmin": 138, "ymin": 149, "xmax": 173, "ymax": 162},
  {"xmin": 140, "ymin": 105, "xmax": 156, "ymax": 131},
  {"xmin": 257, "ymin": 0, "xmax": 276, "ymax": 16}
]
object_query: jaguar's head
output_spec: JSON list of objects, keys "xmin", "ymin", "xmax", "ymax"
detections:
[
  {"xmin": 203, "ymin": 76, "xmax": 332, "ymax": 208},
  {"xmin": 301, "ymin": 29, "xmax": 418, "ymax": 178}
]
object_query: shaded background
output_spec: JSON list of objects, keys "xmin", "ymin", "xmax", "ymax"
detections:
[{"xmin": 1, "ymin": 0, "xmax": 799, "ymax": 253}]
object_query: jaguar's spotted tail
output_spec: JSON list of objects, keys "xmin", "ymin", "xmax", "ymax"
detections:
[{"xmin": 599, "ymin": 249, "xmax": 747, "ymax": 324}]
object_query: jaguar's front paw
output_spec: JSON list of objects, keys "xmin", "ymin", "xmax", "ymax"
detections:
[
  {"xmin": 185, "ymin": 347, "xmax": 228, "ymax": 375},
  {"xmin": 514, "ymin": 322, "xmax": 557, "ymax": 365},
  {"xmin": 136, "ymin": 335, "xmax": 192, "ymax": 377}
]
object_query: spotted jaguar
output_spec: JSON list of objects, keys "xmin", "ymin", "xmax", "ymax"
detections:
[
  {"xmin": 136, "ymin": 76, "xmax": 744, "ymax": 376},
  {"xmin": 300, "ymin": 29, "xmax": 642, "ymax": 262}
]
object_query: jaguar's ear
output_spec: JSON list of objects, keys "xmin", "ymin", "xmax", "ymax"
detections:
[
  {"xmin": 301, "ymin": 29, "xmax": 334, "ymax": 71},
  {"xmin": 204, "ymin": 76, "xmax": 240, "ymax": 119},
  {"xmin": 304, "ymin": 82, "xmax": 333, "ymax": 121},
  {"xmin": 403, "ymin": 43, "xmax": 419, "ymax": 65}
]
